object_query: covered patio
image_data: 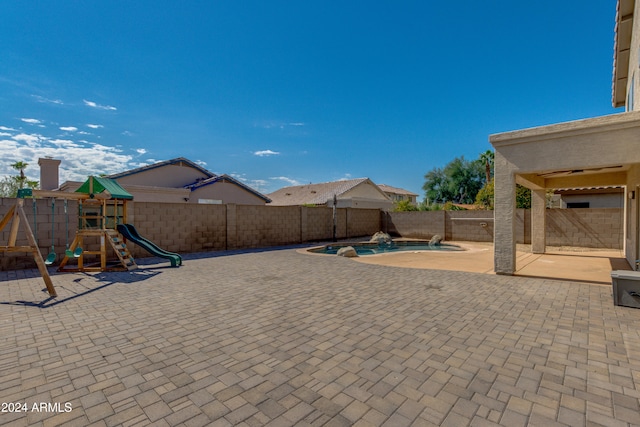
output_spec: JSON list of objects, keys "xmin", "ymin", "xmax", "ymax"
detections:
[{"xmin": 490, "ymin": 111, "xmax": 640, "ymax": 275}]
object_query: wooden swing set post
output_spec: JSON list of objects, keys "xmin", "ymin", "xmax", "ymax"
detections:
[{"xmin": 0, "ymin": 198, "xmax": 57, "ymax": 297}]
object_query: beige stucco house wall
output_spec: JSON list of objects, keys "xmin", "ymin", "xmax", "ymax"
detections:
[
  {"xmin": 112, "ymin": 162, "xmax": 209, "ymax": 188},
  {"xmin": 339, "ymin": 181, "xmax": 393, "ymax": 209},
  {"xmin": 490, "ymin": 0, "xmax": 640, "ymax": 274},
  {"xmin": 189, "ymin": 178, "xmax": 270, "ymax": 205},
  {"xmin": 556, "ymin": 188, "xmax": 624, "ymax": 209},
  {"xmin": 378, "ymin": 184, "xmax": 418, "ymax": 205}
]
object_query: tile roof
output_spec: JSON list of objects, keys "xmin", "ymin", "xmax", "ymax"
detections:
[
  {"xmin": 267, "ymin": 178, "xmax": 379, "ymax": 206},
  {"xmin": 377, "ymin": 184, "xmax": 418, "ymax": 196}
]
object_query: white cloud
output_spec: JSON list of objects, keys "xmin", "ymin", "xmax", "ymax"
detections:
[
  {"xmin": 0, "ymin": 129, "xmax": 134, "ymax": 183},
  {"xmin": 249, "ymin": 179, "xmax": 268, "ymax": 192},
  {"xmin": 122, "ymin": 131, "xmax": 134, "ymax": 136},
  {"xmin": 255, "ymin": 120, "xmax": 306, "ymax": 130},
  {"xmin": 253, "ymin": 149, "xmax": 280, "ymax": 157},
  {"xmin": 86, "ymin": 124, "xmax": 103, "ymax": 129},
  {"xmin": 270, "ymin": 176, "xmax": 301, "ymax": 186},
  {"xmin": 228, "ymin": 173, "xmax": 269, "ymax": 192},
  {"xmin": 21, "ymin": 118, "xmax": 42, "ymax": 124},
  {"xmin": 83, "ymin": 99, "xmax": 117, "ymax": 111},
  {"xmin": 59, "ymin": 126, "xmax": 78, "ymax": 132},
  {"xmin": 12, "ymin": 133, "xmax": 43, "ymax": 146},
  {"xmin": 0, "ymin": 126, "xmax": 16, "ymax": 131},
  {"xmin": 32, "ymin": 95, "xmax": 63, "ymax": 105},
  {"xmin": 135, "ymin": 148, "xmax": 147, "ymax": 155},
  {"xmin": 50, "ymin": 139, "xmax": 80, "ymax": 148}
]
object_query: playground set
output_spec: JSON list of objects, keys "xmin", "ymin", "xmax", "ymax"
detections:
[{"xmin": 0, "ymin": 176, "xmax": 181, "ymax": 297}]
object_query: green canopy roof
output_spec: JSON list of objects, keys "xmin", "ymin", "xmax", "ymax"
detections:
[{"xmin": 75, "ymin": 176, "xmax": 133, "ymax": 200}]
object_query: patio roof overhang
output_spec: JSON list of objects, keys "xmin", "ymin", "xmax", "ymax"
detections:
[
  {"xmin": 490, "ymin": 111, "xmax": 640, "ymax": 189},
  {"xmin": 612, "ymin": 0, "xmax": 635, "ymax": 108}
]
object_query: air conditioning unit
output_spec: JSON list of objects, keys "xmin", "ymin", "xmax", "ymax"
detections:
[{"xmin": 611, "ymin": 270, "xmax": 640, "ymax": 308}]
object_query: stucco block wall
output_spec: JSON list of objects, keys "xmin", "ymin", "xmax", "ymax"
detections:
[
  {"xmin": 383, "ymin": 211, "xmax": 445, "ymax": 239},
  {"xmin": 131, "ymin": 202, "xmax": 227, "ymax": 256},
  {"xmin": 384, "ymin": 208, "xmax": 619, "ymax": 247},
  {"xmin": 233, "ymin": 205, "xmax": 301, "ymax": 249},
  {"xmin": 446, "ymin": 211, "xmax": 495, "ymax": 242},
  {"xmin": 516, "ymin": 209, "xmax": 531, "ymax": 245},
  {"xmin": 0, "ymin": 196, "xmax": 624, "ymax": 271},
  {"xmin": 346, "ymin": 208, "xmax": 381, "ymax": 237},
  {"xmin": 303, "ymin": 207, "xmax": 334, "ymax": 241},
  {"xmin": 546, "ymin": 208, "xmax": 623, "ymax": 249}
]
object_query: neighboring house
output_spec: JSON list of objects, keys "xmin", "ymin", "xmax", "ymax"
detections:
[
  {"xmin": 377, "ymin": 184, "xmax": 418, "ymax": 206},
  {"xmin": 553, "ymin": 187, "xmax": 624, "ymax": 209},
  {"xmin": 489, "ymin": 0, "xmax": 640, "ymax": 274},
  {"xmin": 267, "ymin": 178, "xmax": 393, "ymax": 210},
  {"xmin": 57, "ymin": 157, "xmax": 270, "ymax": 205}
]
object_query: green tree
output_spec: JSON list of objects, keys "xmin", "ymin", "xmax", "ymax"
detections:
[
  {"xmin": 392, "ymin": 199, "xmax": 419, "ymax": 212},
  {"xmin": 11, "ymin": 161, "xmax": 29, "ymax": 189},
  {"xmin": 473, "ymin": 180, "xmax": 532, "ymax": 210},
  {"xmin": 475, "ymin": 179, "xmax": 494, "ymax": 209},
  {"xmin": 478, "ymin": 150, "xmax": 494, "ymax": 184},
  {"xmin": 0, "ymin": 162, "xmax": 39, "ymax": 197},
  {"xmin": 422, "ymin": 156, "xmax": 484, "ymax": 204},
  {"xmin": 516, "ymin": 185, "xmax": 531, "ymax": 209}
]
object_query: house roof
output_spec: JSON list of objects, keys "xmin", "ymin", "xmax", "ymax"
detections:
[
  {"xmin": 377, "ymin": 184, "xmax": 418, "ymax": 196},
  {"xmin": 267, "ymin": 178, "xmax": 386, "ymax": 206},
  {"xmin": 108, "ymin": 157, "xmax": 215, "ymax": 180},
  {"xmin": 185, "ymin": 174, "xmax": 272, "ymax": 202},
  {"xmin": 612, "ymin": 0, "xmax": 634, "ymax": 108},
  {"xmin": 75, "ymin": 176, "xmax": 134, "ymax": 200}
]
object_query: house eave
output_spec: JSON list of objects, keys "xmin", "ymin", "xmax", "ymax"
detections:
[
  {"xmin": 489, "ymin": 110, "xmax": 640, "ymax": 148},
  {"xmin": 612, "ymin": 0, "xmax": 635, "ymax": 108}
]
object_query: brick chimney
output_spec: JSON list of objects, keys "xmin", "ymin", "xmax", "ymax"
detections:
[{"xmin": 38, "ymin": 157, "xmax": 61, "ymax": 190}]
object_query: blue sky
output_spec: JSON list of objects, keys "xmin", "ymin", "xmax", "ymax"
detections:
[{"xmin": 0, "ymin": 1, "xmax": 621, "ymax": 199}]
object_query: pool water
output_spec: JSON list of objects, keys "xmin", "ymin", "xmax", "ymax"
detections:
[{"xmin": 310, "ymin": 241, "xmax": 463, "ymax": 255}]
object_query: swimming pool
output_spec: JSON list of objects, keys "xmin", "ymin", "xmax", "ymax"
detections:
[{"xmin": 309, "ymin": 241, "xmax": 464, "ymax": 255}]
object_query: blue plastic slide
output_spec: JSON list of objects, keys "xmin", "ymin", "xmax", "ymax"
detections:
[{"xmin": 116, "ymin": 224, "xmax": 182, "ymax": 267}]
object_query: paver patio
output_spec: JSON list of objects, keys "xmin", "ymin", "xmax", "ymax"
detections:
[{"xmin": 1, "ymin": 246, "xmax": 639, "ymax": 426}]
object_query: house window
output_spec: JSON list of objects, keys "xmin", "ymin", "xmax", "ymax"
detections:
[{"xmin": 566, "ymin": 202, "xmax": 589, "ymax": 209}]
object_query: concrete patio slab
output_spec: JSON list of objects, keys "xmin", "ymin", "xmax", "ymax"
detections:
[
  {"xmin": 0, "ymin": 247, "xmax": 639, "ymax": 426},
  {"xmin": 347, "ymin": 241, "xmax": 632, "ymax": 285}
]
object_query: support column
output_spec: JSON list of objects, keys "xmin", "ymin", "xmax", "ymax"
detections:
[
  {"xmin": 493, "ymin": 152, "xmax": 517, "ymax": 275},
  {"xmin": 531, "ymin": 189, "xmax": 546, "ymax": 254}
]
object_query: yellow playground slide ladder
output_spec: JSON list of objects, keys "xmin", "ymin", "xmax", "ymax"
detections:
[{"xmin": 106, "ymin": 230, "xmax": 137, "ymax": 271}]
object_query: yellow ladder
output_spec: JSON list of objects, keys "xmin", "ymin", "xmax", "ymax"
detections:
[{"xmin": 106, "ymin": 230, "xmax": 137, "ymax": 271}]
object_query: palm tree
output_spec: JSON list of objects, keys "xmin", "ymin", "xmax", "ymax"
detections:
[
  {"xmin": 10, "ymin": 161, "xmax": 28, "ymax": 189},
  {"xmin": 479, "ymin": 150, "xmax": 494, "ymax": 184}
]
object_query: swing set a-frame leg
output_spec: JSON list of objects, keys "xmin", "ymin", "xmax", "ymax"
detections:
[
  {"xmin": 17, "ymin": 202, "xmax": 57, "ymax": 297},
  {"xmin": 0, "ymin": 199, "xmax": 57, "ymax": 297}
]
